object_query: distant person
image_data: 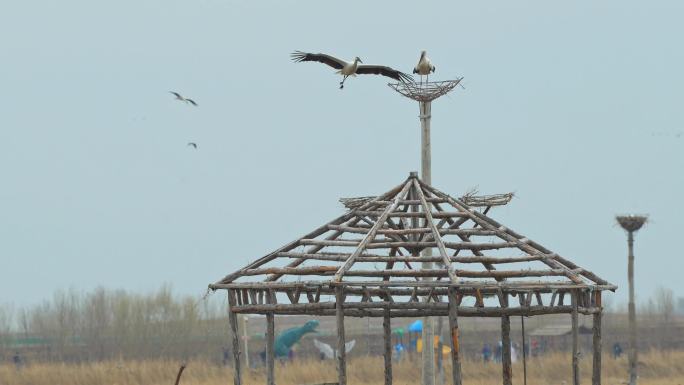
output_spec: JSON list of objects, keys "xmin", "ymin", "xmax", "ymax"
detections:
[
  {"xmin": 222, "ymin": 347, "xmax": 230, "ymax": 366},
  {"xmin": 482, "ymin": 343, "xmax": 492, "ymax": 363},
  {"xmin": 612, "ymin": 342, "xmax": 623, "ymax": 359},
  {"xmin": 511, "ymin": 342, "xmax": 518, "ymax": 363},
  {"xmin": 531, "ymin": 338, "xmax": 540, "ymax": 357},
  {"xmin": 494, "ymin": 341, "xmax": 503, "ymax": 363},
  {"xmin": 393, "ymin": 343, "xmax": 405, "ymax": 361},
  {"xmin": 13, "ymin": 351, "xmax": 22, "ymax": 370}
]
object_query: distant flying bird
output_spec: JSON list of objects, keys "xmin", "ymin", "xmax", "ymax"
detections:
[
  {"xmin": 187, "ymin": 142, "xmax": 198, "ymax": 149},
  {"xmin": 313, "ymin": 338, "xmax": 356, "ymax": 360},
  {"xmin": 169, "ymin": 91, "xmax": 198, "ymax": 106},
  {"xmin": 291, "ymin": 51, "xmax": 412, "ymax": 89},
  {"xmin": 413, "ymin": 50, "xmax": 435, "ymax": 84}
]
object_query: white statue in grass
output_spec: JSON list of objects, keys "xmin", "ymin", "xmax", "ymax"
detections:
[{"xmin": 313, "ymin": 339, "xmax": 356, "ymax": 360}]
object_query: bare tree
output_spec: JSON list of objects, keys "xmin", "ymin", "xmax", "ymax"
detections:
[{"xmin": 653, "ymin": 286, "xmax": 674, "ymax": 323}]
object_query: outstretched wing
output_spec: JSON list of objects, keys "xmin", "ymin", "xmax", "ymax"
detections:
[
  {"xmin": 356, "ymin": 65, "xmax": 413, "ymax": 83},
  {"xmin": 170, "ymin": 91, "xmax": 183, "ymax": 99},
  {"xmin": 313, "ymin": 339, "xmax": 335, "ymax": 360},
  {"xmin": 344, "ymin": 340, "xmax": 356, "ymax": 354},
  {"xmin": 291, "ymin": 51, "xmax": 347, "ymax": 70},
  {"xmin": 185, "ymin": 99, "xmax": 198, "ymax": 106}
]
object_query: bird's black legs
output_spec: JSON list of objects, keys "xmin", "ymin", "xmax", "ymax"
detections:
[{"xmin": 340, "ymin": 75, "xmax": 348, "ymax": 89}]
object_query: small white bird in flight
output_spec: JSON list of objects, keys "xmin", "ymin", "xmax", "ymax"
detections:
[
  {"xmin": 313, "ymin": 339, "xmax": 356, "ymax": 360},
  {"xmin": 187, "ymin": 142, "xmax": 198, "ymax": 149},
  {"xmin": 413, "ymin": 50, "xmax": 436, "ymax": 84},
  {"xmin": 170, "ymin": 91, "xmax": 198, "ymax": 107},
  {"xmin": 291, "ymin": 51, "xmax": 412, "ymax": 89}
]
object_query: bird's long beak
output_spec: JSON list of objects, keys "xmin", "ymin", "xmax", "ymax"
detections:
[{"xmin": 358, "ymin": 58, "xmax": 363, "ymax": 63}]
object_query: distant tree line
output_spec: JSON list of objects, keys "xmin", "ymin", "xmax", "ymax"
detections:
[
  {"xmin": 0, "ymin": 286, "xmax": 230, "ymax": 362},
  {"xmin": 0, "ymin": 285, "xmax": 681, "ymax": 363}
]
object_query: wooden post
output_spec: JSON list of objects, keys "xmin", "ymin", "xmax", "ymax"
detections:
[
  {"xmin": 448, "ymin": 287, "xmax": 463, "ymax": 385},
  {"xmin": 419, "ymin": 100, "xmax": 435, "ymax": 385},
  {"xmin": 266, "ymin": 312, "xmax": 275, "ymax": 385},
  {"xmin": 336, "ymin": 286, "xmax": 347, "ymax": 385},
  {"xmin": 592, "ymin": 291, "xmax": 602, "ymax": 385},
  {"xmin": 227, "ymin": 290, "xmax": 243, "ymax": 385},
  {"xmin": 384, "ymin": 307, "xmax": 393, "ymax": 385},
  {"xmin": 242, "ymin": 315, "xmax": 250, "ymax": 370},
  {"xmin": 521, "ymin": 315, "xmax": 528, "ymax": 385},
  {"xmin": 572, "ymin": 290, "xmax": 580, "ymax": 385},
  {"xmin": 627, "ymin": 231, "xmax": 637, "ymax": 385},
  {"xmin": 501, "ymin": 294, "xmax": 512, "ymax": 385}
]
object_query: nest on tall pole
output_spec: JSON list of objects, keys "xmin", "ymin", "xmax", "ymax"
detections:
[
  {"xmin": 616, "ymin": 215, "xmax": 648, "ymax": 232},
  {"xmin": 388, "ymin": 79, "xmax": 463, "ymax": 103}
]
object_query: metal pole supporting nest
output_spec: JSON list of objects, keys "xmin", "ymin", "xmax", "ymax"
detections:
[
  {"xmin": 389, "ymin": 78, "xmax": 463, "ymax": 385},
  {"xmin": 616, "ymin": 214, "xmax": 648, "ymax": 385}
]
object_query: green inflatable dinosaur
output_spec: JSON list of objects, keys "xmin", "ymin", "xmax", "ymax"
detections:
[{"xmin": 274, "ymin": 320, "xmax": 319, "ymax": 358}]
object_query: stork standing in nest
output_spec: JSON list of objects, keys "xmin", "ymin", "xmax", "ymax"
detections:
[
  {"xmin": 291, "ymin": 51, "xmax": 412, "ymax": 89},
  {"xmin": 413, "ymin": 50, "xmax": 435, "ymax": 85}
]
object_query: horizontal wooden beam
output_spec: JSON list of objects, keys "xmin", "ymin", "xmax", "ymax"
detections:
[
  {"xmin": 354, "ymin": 210, "xmax": 469, "ymax": 218},
  {"xmin": 275, "ymin": 252, "xmax": 545, "ymax": 264},
  {"xmin": 298, "ymin": 239, "xmax": 516, "ymax": 250},
  {"xmin": 211, "ymin": 280, "xmax": 617, "ymax": 291},
  {"xmin": 327, "ymin": 224, "xmax": 498, "ymax": 236},
  {"xmin": 229, "ymin": 303, "xmax": 602, "ymax": 317},
  {"xmin": 240, "ymin": 267, "xmax": 581, "ymax": 279}
]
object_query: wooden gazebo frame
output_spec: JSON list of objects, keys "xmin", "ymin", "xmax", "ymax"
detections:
[{"xmin": 210, "ymin": 173, "xmax": 616, "ymax": 385}]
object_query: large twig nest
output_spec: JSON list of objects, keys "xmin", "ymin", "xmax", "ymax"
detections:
[{"xmin": 616, "ymin": 215, "xmax": 648, "ymax": 232}]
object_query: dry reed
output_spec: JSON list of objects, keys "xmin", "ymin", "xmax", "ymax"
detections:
[{"xmin": 1, "ymin": 350, "xmax": 682, "ymax": 385}]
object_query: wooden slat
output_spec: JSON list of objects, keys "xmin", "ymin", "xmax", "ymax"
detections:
[
  {"xmin": 421, "ymin": 182, "xmax": 589, "ymax": 285},
  {"xmin": 334, "ymin": 181, "xmax": 413, "ymax": 281},
  {"xmin": 412, "ymin": 178, "xmax": 457, "ymax": 283}
]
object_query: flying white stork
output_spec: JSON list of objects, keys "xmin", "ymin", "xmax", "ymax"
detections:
[
  {"xmin": 291, "ymin": 51, "xmax": 412, "ymax": 89},
  {"xmin": 313, "ymin": 339, "xmax": 356, "ymax": 360},
  {"xmin": 169, "ymin": 91, "xmax": 198, "ymax": 107},
  {"xmin": 413, "ymin": 50, "xmax": 436, "ymax": 85}
]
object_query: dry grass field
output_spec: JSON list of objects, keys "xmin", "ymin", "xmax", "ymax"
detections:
[{"xmin": 1, "ymin": 351, "xmax": 683, "ymax": 385}]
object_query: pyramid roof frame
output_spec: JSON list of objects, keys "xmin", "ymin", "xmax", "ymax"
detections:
[{"xmin": 210, "ymin": 173, "xmax": 615, "ymax": 318}]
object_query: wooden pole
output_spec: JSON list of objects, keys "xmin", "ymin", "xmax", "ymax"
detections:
[
  {"xmin": 227, "ymin": 290, "xmax": 243, "ymax": 385},
  {"xmin": 521, "ymin": 316, "xmax": 528, "ymax": 385},
  {"xmin": 592, "ymin": 291, "xmax": 602, "ymax": 385},
  {"xmin": 242, "ymin": 315, "xmax": 250, "ymax": 370},
  {"xmin": 384, "ymin": 307, "xmax": 393, "ymax": 385},
  {"xmin": 336, "ymin": 287, "xmax": 347, "ymax": 385},
  {"xmin": 266, "ymin": 312, "xmax": 275, "ymax": 385},
  {"xmin": 419, "ymin": 100, "xmax": 435, "ymax": 385},
  {"xmin": 501, "ymin": 293, "xmax": 512, "ymax": 385},
  {"xmin": 448, "ymin": 288, "xmax": 463, "ymax": 385},
  {"xmin": 626, "ymin": 231, "xmax": 637, "ymax": 385},
  {"xmin": 572, "ymin": 290, "xmax": 580, "ymax": 385}
]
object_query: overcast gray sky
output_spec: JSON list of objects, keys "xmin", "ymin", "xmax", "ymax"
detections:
[{"xmin": 1, "ymin": 0, "xmax": 682, "ymax": 307}]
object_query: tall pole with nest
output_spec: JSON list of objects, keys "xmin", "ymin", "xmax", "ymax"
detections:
[
  {"xmin": 389, "ymin": 78, "xmax": 463, "ymax": 385},
  {"xmin": 616, "ymin": 214, "xmax": 648, "ymax": 385}
]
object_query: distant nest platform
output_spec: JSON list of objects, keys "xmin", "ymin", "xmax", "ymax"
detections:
[
  {"xmin": 389, "ymin": 78, "xmax": 463, "ymax": 103},
  {"xmin": 616, "ymin": 215, "xmax": 648, "ymax": 232}
]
